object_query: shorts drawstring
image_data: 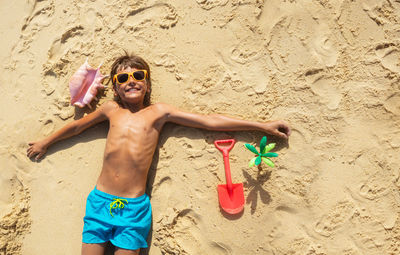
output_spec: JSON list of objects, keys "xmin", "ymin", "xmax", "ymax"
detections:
[{"xmin": 109, "ymin": 198, "xmax": 128, "ymax": 217}]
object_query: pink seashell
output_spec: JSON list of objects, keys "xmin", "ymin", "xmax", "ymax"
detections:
[{"xmin": 69, "ymin": 58, "xmax": 107, "ymax": 108}]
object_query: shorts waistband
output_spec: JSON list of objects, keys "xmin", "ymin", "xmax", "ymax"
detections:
[{"xmin": 93, "ymin": 186, "xmax": 148, "ymax": 203}]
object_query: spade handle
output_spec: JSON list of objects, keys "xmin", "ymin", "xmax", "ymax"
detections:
[{"xmin": 214, "ymin": 139, "xmax": 236, "ymax": 193}]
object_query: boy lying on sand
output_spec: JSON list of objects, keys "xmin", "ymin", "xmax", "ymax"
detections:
[{"xmin": 27, "ymin": 53, "xmax": 291, "ymax": 255}]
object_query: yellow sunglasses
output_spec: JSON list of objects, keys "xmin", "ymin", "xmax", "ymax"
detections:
[{"xmin": 113, "ymin": 70, "xmax": 148, "ymax": 85}]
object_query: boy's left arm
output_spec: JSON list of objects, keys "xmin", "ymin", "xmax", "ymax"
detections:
[{"xmin": 157, "ymin": 103, "xmax": 291, "ymax": 139}]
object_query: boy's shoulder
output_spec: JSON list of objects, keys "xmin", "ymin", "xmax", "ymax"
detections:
[
  {"xmin": 150, "ymin": 102, "xmax": 175, "ymax": 114},
  {"xmin": 101, "ymin": 100, "xmax": 119, "ymax": 110},
  {"xmin": 98, "ymin": 100, "xmax": 119, "ymax": 115}
]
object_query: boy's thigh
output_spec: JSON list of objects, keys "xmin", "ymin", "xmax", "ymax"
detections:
[
  {"xmin": 115, "ymin": 247, "xmax": 140, "ymax": 255},
  {"xmin": 81, "ymin": 242, "xmax": 107, "ymax": 255}
]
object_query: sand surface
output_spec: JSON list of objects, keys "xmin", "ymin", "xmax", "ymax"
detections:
[{"xmin": 1, "ymin": 0, "xmax": 400, "ymax": 254}]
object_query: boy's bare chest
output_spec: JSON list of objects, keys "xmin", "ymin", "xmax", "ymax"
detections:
[
  {"xmin": 108, "ymin": 109, "xmax": 161, "ymax": 138},
  {"xmin": 104, "ymin": 109, "xmax": 162, "ymax": 155}
]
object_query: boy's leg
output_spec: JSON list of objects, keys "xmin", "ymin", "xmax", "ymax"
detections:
[
  {"xmin": 81, "ymin": 242, "xmax": 107, "ymax": 255},
  {"xmin": 114, "ymin": 248, "xmax": 140, "ymax": 255}
]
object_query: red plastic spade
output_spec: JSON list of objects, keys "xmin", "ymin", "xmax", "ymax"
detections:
[{"xmin": 214, "ymin": 139, "xmax": 245, "ymax": 214}]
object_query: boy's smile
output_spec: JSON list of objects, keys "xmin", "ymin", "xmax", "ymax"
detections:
[{"xmin": 124, "ymin": 83, "xmax": 143, "ymax": 94}]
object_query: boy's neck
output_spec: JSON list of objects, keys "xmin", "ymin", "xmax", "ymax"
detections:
[{"xmin": 121, "ymin": 101, "xmax": 145, "ymax": 113}]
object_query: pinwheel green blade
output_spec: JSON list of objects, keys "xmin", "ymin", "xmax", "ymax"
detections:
[
  {"xmin": 262, "ymin": 157, "xmax": 275, "ymax": 167},
  {"xmin": 260, "ymin": 136, "xmax": 267, "ymax": 153},
  {"xmin": 261, "ymin": 152, "xmax": 278, "ymax": 157},
  {"xmin": 262, "ymin": 143, "xmax": 276, "ymax": 154},
  {"xmin": 255, "ymin": 156, "xmax": 262, "ymax": 165},
  {"xmin": 249, "ymin": 157, "xmax": 257, "ymax": 167},
  {"xmin": 245, "ymin": 144, "xmax": 259, "ymax": 155}
]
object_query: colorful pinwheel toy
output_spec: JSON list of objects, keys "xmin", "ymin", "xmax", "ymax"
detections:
[{"xmin": 245, "ymin": 136, "xmax": 278, "ymax": 167}]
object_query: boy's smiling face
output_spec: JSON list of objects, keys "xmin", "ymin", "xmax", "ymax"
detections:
[{"xmin": 114, "ymin": 66, "xmax": 150, "ymax": 105}]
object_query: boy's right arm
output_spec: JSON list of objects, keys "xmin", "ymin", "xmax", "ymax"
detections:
[{"xmin": 27, "ymin": 101, "xmax": 115, "ymax": 160}]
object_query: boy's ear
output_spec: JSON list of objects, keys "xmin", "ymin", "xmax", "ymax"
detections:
[
  {"xmin": 145, "ymin": 80, "xmax": 151, "ymax": 93},
  {"xmin": 113, "ymin": 86, "xmax": 119, "ymax": 97}
]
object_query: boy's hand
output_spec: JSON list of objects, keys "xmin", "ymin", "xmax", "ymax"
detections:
[
  {"xmin": 264, "ymin": 120, "xmax": 291, "ymax": 139},
  {"xmin": 27, "ymin": 140, "xmax": 48, "ymax": 160}
]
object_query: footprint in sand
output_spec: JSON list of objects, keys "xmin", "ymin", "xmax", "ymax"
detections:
[
  {"xmin": 173, "ymin": 128, "xmax": 207, "ymax": 155},
  {"xmin": 362, "ymin": 1, "xmax": 391, "ymax": 26},
  {"xmin": 79, "ymin": 7, "xmax": 101, "ymax": 29},
  {"xmin": 348, "ymin": 209, "xmax": 388, "ymax": 253},
  {"xmin": 272, "ymin": 205, "xmax": 323, "ymax": 254},
  {"xmin": 0, "ymin": 167, "xmax": 17, "ymax": 219},
  {"xmin": 283, "ymin": 126, "xmax": 313, "ymax": 171},
  {"xmin": 155, "ymin": 209, "xmax": 230, "ymax": 254},
  {"xmin": 41, "ymin": 25, "xmax": 85, "ymax": 97},
  {"xmin": 40, "ymin": 24, "xmax": 91, "ymax": 119},
  {"xmin": 314, "ymin": 201, "xmax": 354, "ymax": 237},
  {"xmin": 309, "ymin": 34, "xmax": 338, "ymax": 68},
  {"xmin": 380, "ymin": 49, "xmax": 400, "ymax": 73},
  {"xmin": 124, "ymin": 3, "xmax": 178, "ymax": 30},
  {"xmin": 308, "ymin": 75, "xmax": 342, "ymax": 110},
  {"xmin": 21, "ymin": 0, "xmax": 55, "ymax": 37},
  {"xmin": 158, "ymin": 3, "xmax": 178, "ymax": 29},
  {"xmin": 355, "ymin": 152, "xmax": 392, "ymax": 200},
  {"xmin": 230, "ymin": 36, "xmax": 263, "ymax": 65},
  {"xmin": 0, "ymin": 161, "xmax": 31, "ymax": 253},
  {"xmin": 195, "ymin": 0, "xmax": 228, "ymax": 10},
  {"xmin": 39, "ymin": 118, "xmax": 56, "ymax": 137},
  {"xmin": 41, "ymin": 69, "xmax": 58, "ymax": 96},
  {"xmin": 383, "ymin": 93, "xmax": 400, "ymax": 115},
  {"xmin": 356, "ymin": 174, "xmax": 398, "ymax": 231},
  {"xmin": 218, "ymin": 46, "xmax": 270, "ymax": 95},
  {"xmin": 154, "ymin": 53, "xmax": 179, "ymax": 73},
  {"xmin": 154, "ymin": 53, "xmax": 186, "ymax": 81},
  {"xmin": 359, "ymin": 182, "xmax": 389, "ymax": 200},
  {"xmin": 152, "ymin": 176, "xmax": 172, "ymax": 207},
  {"xmin": 375, "ymin": 43, "xmax": 400, "ymax": 73},
  {"xmin": 47, "ymin": 26, "xmax": 85, "ymax": 63},
  {"xmin": 7, "ymin": 0, "xmax": 55, "ymax": 72},
  {"xmin": 188, "ymin": 64, "xmax": 226, "ymax": 96}
]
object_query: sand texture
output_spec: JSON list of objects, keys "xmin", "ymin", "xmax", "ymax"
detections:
[{"xmin": 1, "ymin": 0, "xmax": 400, "ymax": 254}]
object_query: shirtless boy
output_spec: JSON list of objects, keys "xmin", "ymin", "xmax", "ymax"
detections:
[{"xmin": 27, "ymin": 54, "xmax": 291, "ymax": 255}]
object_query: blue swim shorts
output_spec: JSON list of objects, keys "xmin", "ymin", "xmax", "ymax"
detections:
[{"xmin": 82, "ymin": 187, "xmax": 152, "ymax": 250}]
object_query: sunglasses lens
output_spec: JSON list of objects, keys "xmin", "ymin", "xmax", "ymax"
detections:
[
  {"xmin": 133, "ymin": 71, "xmax": 145, "ymax": 81},
  {"xmin": 117, "ymin": 73, "xmax": 129, "ymax": 84}
]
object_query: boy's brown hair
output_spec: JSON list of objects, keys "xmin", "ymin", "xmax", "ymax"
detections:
[{"xmin": 109, "ymin": 53, "xmax": 152, "ymax": 107}]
